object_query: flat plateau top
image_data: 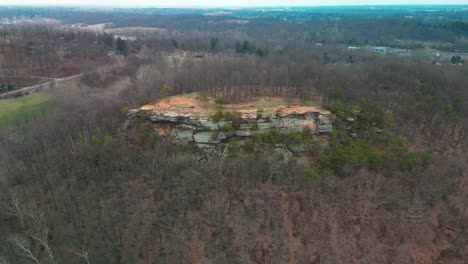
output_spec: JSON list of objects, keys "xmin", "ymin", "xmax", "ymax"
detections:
[{"xmin": 137, "ymin": 93, "xmax": 329, "ymax": 118}]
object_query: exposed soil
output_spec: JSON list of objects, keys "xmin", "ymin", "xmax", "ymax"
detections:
[{"xmin": 138, "ymin": 93, "xmax": 329, "ymax": 118}]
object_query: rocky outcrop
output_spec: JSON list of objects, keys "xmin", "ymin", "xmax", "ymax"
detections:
[
  {"xmin": 129, "ymin": 109, "xmax": 332, "ymax": 143},
  {"xmin": 126, "ymin": 94, "xmax": 333, "ymax": 158},
  {"xmin": 128, "ymin": 109, "xmax": 332, "ymax": 160}
]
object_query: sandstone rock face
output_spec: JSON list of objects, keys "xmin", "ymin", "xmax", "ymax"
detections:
[
  {"xmin": 127, "ymin": 94, "xmax": 333, "ymax": 157},
  {"xmin": 130, "ymin": 109, "xmax": 331, "ymax": 141},
  {"xmin": 170, "ymin": 125, "xmax": 195, "ymax": 142},
  {"xmin": 317, "ymin": 114, "xmax": 333, "ymax": 133},
  {"xmin": 194, "ymin": 131, "xmax": 220, "ymax": 144}
]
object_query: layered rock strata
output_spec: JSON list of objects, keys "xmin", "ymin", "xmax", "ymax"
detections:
[{"xmin": 127, "ymin": 94, "xmax": 333, "ymax": 157}]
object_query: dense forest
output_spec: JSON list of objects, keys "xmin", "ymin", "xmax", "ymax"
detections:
[
  {"xmin": 1, "ymin": 6, "xmax": 468, "ymax": 52},
  {"xmin": 0, "ymin": 5, "xmax": 467, "ymax": 264}
]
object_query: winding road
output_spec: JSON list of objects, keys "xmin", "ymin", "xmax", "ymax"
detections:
[{"xmin": 0, "ymin": 74, "xmax": 83, "ymax": 99}]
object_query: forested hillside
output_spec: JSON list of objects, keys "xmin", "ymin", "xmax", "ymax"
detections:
[{"xmin": 0, "ymin": 6, "xmax": 467, "ymax": 264}]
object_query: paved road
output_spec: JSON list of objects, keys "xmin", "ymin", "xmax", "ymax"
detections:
[
  {"xmin": 366, "ymin": 46, "xmax": 468, "ymax": 57},
  {"xmin": 0, "ymin": 74, "xmax": 82, "ymax": 99}
]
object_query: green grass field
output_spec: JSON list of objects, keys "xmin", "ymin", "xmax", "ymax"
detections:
[{"xmin": 0, "ymin": 93, "xmax": 55, "ymax": 131}]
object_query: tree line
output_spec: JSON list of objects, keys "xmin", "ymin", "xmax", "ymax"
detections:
[{"xmin": 0, "ymin": 10, "xmax": 467, "ymax": 263}]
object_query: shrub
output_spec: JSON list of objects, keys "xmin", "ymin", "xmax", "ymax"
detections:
[
  {"xmin": 226, "ymin": 143, "xmax": 240, "ymax": 157},
  {"xmin": 211, "ymin": 110, "xmax": 224, "ymax": 123},
  {"xmin": 91, "ymin": 135, "xmax": 103, "ymax": 145},
  {"xmin": 250, "ymin": 123, "xmax": 259, "ymax": 130},
  {"xmin": 91, "ymin": 135, "xmax": 113, "ymax": 146},
  {"xmin": 304, "ymin": 167, "xmax": 321, "ymax": 180},
  {"xmin": 418, "ymin": 150, "xmax": 434, "ymax": 168},
  {"xmin": 199, "ymin": 91, "xmax": 209, "ymax": 107},
  {"xmin": 443, "ymin": 103, "xmax": 457, "ymax": 121},
  {"xmin": 199, "ymin": 127, "xmax": 213, "ymax": 132},
  {"xmin": 284, "ymin": 131, "xmax": 306, "ymax": 145},
  {"xmin": 383, "ymin": 111, "xmax": 395, "ymax": 130},
  {"xmin": 241, "ymin": 140, "xmax": 256, "ymax": 153},
  {"xmin": 401, "ymin": 152, "xmax": 418, "ymax": 173},
  {"xmin": 224, "ymin": 111, "xmax": 233, "ymax": 121},
  {"xmin": 324, "ymin": 97, "xmax": 352, "ymax": 124},
  {"xmin": 355, "ymin": 99, "xmax": 385, "ymax": 130},
  {"xmin": 300, "ymin": 89, "xmax": 312, "ymax": 104},
  {"xmin": 256, "ymin": 130, "xmax": 309, "ymax": 145},
  {"xmin": 306, "ymin": 141, "xmax": 321, "ymax": 156},
  {"xmin": 258, "ymin": 130, "xmax": 283, "ymax": 144},
  {"xmin": 215, "ymin": 97, "xmax": 229, "ymax": 105},
  {"xmin": 219, "ymin": 123, "xmax": 234, "ymax": 132},
  {"xmin": 120, "ymin": 105, "xmax": 129, "ymax": 114}
]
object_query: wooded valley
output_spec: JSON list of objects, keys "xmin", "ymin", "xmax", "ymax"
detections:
[{"xmin": 0, "ymin": 5, "xmax": 467, "ymax": 264}]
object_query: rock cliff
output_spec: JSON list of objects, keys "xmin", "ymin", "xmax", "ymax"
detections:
[{"xmin": 127, "ymin": 94, "xmax": 333, "ymax": 157}]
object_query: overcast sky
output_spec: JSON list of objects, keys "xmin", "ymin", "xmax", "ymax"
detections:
[{"xmin": 2, "ymin": 0, "xmax": 468, "ymax": 7}]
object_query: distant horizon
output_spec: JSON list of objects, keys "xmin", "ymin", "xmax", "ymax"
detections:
[
  {"xmin": 1, "ymin": 5, "xmax": 468, "ymax": 10},
  {"xmin": 2, "ymin": 0, "xmax": 468, "ymax": 8},
  {"xmin": 3, "ymin": 4, "xmax": 468, "ymax": 6}
]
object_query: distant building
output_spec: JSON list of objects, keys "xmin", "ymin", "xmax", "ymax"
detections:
[
  {"xmin": 372, "ymin": 47, "xmax": 388, "ymax": 53},
  {"xmin": 348, "ymin": 46, "xmax": 361, "ymax": 50},
  {"xmin": 315, "ymin": 43, "xmax": 323, "ymax": 47},
  {"xmin": 389, "ymin": 48, "xmax": 409, "ymax": 54},
  {"xmin": 442, "ymin": 42, "xmax": 453, "ymax": 48},
  {"xmin": 114, "ymin": 35, "xmax": 137, "ymax": 41}
]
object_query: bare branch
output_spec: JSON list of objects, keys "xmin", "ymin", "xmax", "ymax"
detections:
[
  {"xmin": 0, "ymin": 256, "xmax": 9, "ymax": 264},
  {"xmin": 9, "ymin": 236, "xmax": 40, "ymax": 264},
  {"xmin": 70, "ymin": 244, "xmax": 90, "ymax": 264},
  {"xmin": 2, "ymin": 193, "xmax": 25, "ymax": 229}
]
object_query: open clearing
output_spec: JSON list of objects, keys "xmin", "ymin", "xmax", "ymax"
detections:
[
  {"xmin": 138, "ymin": 92, "xmax": 327, "ymax": 118},
  {"xmin": 0, "ymin": 93, "xmax": 54, "ymax": 130},
  {"xmin": 78, "ymin": 23, "xmax": 167, "ymax": 35}
]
